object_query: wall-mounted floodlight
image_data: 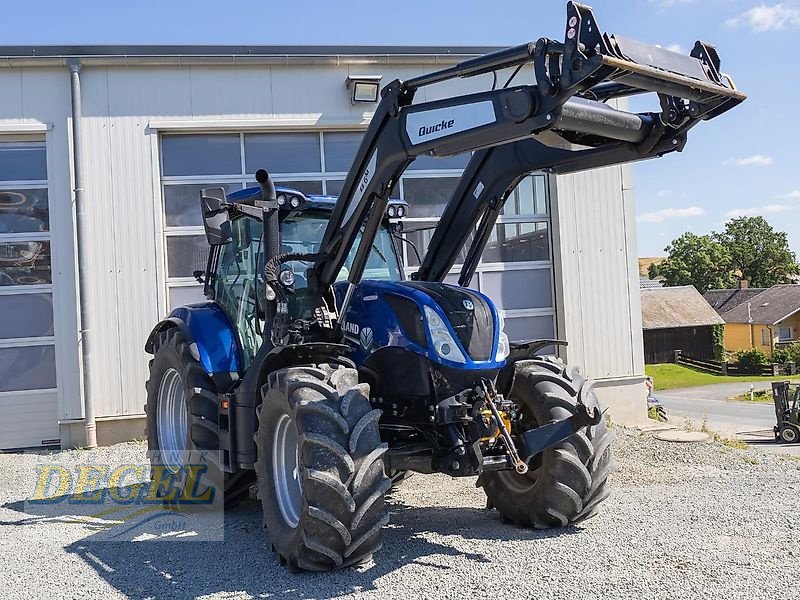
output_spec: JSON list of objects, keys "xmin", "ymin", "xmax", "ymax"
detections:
[{"xmin": 346, "ymin": 75, "xmax": 382, "ymax": 104}]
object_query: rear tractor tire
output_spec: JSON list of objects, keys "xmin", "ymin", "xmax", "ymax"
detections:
[
  {"xmin": 479, "ymin": 358, "xmax": 615, "ymax": 528},
  {"xmin": 145, "ymin": 328, "xmax": 251, "ymax": 507},
  {"xmin": 255, "ymin": 364, "xmax": 390, "ymax": 571}
]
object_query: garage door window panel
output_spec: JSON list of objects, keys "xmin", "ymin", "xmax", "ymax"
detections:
[
  {"xmin": 482, "ymin": 221, "xmax": 550, "ymax": 264},
  {"xmin": 323, "ymin": 132, "xmax": 363, "ymax": 173},
  {"xmin": 504, "ymin": 315, "xmax": 555, "ymax": 344},
  {"xmin": 482, "ymin": 269, "xmax": 553, "ymax": 311},
  {"xmin": 0, "ymin": 188, "xmax": 49, "ymax": 234},
  {"xmin": 166, "ymin": 235, "xmax": 209, "ymax": 279},
  {"xmin": 163, "ymin": 182, "xmax": 241, "ymax": 228},
  {"xmin": 403, "ymin": 177, "xmax": 460, "ymax": 219},
  {"xmin": 0, "ymin": 143, "xmax": 47, "ymax": 182},
  {"xmin": 0, "ymin": 345, "xmax": 56, "ymax": 392},
  {"xmin": 245, "ymin": 133, "xmax": 321, "ymax": 175},
  {"xmin": 0, "ymin": 293, "xmax": 53, "ymax": 339},
  {"xmin": 161, "ymin": 134, "xmax": 242, "ymax": 177},
  {"xmin": 0, "ymin": 240, "xmax": 52, "ymax": 286}
]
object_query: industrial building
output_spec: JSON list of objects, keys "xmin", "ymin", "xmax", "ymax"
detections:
[{"xmin": 0, "ymin": 45, "xmax": 646, "ymax": 449}]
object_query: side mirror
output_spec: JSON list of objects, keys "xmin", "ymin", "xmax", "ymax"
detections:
[{"xmin": 200, "ymin": 187, "xmax": 232, "ymax": 245}]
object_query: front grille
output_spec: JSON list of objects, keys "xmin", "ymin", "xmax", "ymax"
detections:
[{"xmin": 401, "ymin": 282, "xmax": 494, "ymax": 361}]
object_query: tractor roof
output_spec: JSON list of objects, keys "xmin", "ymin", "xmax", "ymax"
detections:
[
  {"xmin": 227, "ymin": 185, "xmax": 407, "ymax": 214},
  {"xmin": 227, "ymin": 185, "xmax": 336, "ymax": 211}
]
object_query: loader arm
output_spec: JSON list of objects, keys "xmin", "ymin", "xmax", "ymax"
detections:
[
  {"xmin": 416, "ymin": 92, "xmax": 714, "ymax": 285},
  {"xmin": 310, "ymin": 1, "xmax": 745, "ymax": 313}
]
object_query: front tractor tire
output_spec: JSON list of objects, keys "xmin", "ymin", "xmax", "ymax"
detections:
[
  {"xmin": 479, "ymin": 358, "xmax": 614, "ymax": 528},
  {"xmin": 255, "ymin": 365, "xmax": 390, "ymax": 571}
]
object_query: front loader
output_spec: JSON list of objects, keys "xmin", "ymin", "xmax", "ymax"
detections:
[{"xmin": 144, "ymin": 2, "xmax": 745, "ymax": 571}]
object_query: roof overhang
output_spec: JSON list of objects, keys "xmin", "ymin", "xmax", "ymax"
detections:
[
  {"xmin": 0, "ymin": 45, "xmax": 501, "ymax": 69},
  {"xmin": 771, "ymin": 306, "xmax": 800, "ymax": 326}
]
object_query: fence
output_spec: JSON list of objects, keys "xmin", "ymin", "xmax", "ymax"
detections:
[{"xmin": 673, "ymin": 350, "xmax": 796, "ymax": 376}]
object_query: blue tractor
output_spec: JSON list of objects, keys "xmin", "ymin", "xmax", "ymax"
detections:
[{"xmin": 144, "ymin": 2, "xmax": 745, "ymax": 571}]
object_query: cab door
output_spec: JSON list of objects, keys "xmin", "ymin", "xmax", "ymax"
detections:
[{"xmin": 212, "ymin": 215, "xmax": 263, "ymax": 368}]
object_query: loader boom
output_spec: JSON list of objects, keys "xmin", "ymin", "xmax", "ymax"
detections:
[
  {"xmin": 416, "ymin": 105, "xmax": 704, "ymax": 285},
  {"xmin": 311, "ymin": 1, "xmax": 744, "ymax": 312}
]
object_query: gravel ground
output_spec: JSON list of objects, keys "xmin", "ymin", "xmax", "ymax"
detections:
[{"xmin": 1, "ymin": 428, "xmax": 799, "ymax": 600}]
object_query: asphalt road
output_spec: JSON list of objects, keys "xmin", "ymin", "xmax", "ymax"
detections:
[
  {"xmin": 657, "ymin": 382, "xmax": 777, "ymax": 433},
  {"xmin": 655, "ymin": 382, "xmax": 800, "ymax": 455}
]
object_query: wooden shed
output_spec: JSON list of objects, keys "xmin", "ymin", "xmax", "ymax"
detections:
[{"xmin": 640, "ymin": 286, "xmax": 724, "ymax": 364}]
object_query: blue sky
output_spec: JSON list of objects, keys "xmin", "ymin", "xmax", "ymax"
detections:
[{"xmin": 5, "ymin": 0, "xmax": 798, "ymax": 257}]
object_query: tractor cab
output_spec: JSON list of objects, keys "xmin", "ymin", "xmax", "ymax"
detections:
[{"xmin": 199, "ymin": 184, "xmax": 407, "ymax": 368}]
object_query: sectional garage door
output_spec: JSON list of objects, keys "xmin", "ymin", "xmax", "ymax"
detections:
[
  {"xmin": 0, "ymin": 139, "xmax": 60, "ymax": 449},
  {"xmin": 158, "ymin": 131, "xmax": 556, "ymax": 342}
]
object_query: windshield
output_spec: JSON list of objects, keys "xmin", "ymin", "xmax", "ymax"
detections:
[{"xmin": 279, "ymin": 209, "xmax": 403, "ymax": 287}]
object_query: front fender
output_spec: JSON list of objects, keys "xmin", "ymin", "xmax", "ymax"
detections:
[{"xmin": 144, "ymin": 302, "xmax": 242, "ymax": 375}]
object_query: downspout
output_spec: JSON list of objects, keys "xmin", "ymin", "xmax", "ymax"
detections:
[{"xmin": 68, "ymin": 60, "xmax": 97, "ymax": 449}]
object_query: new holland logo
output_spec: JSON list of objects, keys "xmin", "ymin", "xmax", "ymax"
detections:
[
  {"xmin": 341, "ymin": 321, "xmax": 360, "ymax": 335},
  {"xmin": 462, "ymin": 299, "xmax": 474, "ymax": 311},
  {"xmin": 359, "ymin": 327, "xmax": 374, "ymax": 350}
]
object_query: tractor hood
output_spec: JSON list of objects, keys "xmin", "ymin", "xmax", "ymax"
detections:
[{"xmin": 334, "ymin": 279, "xmax": 507, "ymax": 370}]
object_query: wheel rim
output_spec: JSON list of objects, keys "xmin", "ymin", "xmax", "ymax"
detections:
[
  {"xmin": 273, "ymin": 414, "xmax": 303, "ymax": 528},
  {"xmin": 782, "ymin": 427, "xmax": 798, "ymax": 443},
  {"xmin": 157, "ymin": 368, "xmax": 188, "ymax": 473}
]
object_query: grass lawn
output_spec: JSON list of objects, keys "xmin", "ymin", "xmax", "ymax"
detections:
[{"xmin": 645, "ymin": 363, "xmax": 800, "ymax": 391}]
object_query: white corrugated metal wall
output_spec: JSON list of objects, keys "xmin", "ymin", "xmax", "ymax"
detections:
[{"xmin": 551, "ymin": 160, "xmax": 646, "ymax": 421}]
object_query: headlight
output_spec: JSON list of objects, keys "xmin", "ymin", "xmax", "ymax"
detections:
[
  {"xmin": 423, "ymin": 306, "xmax": 466, "ymax": 363},
  {"xmin": 495, "ymin": 311, "xmax": 510, "ymax": 362},
  {"xmin": 279, "ymin": 269, "xmax": 295, "ymax": 287}
]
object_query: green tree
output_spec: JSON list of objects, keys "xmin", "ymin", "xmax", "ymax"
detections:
[
  {"xmin": 713, "ymin": 217, "xmax": 799, "ymax": 287},
  {"xmin": 656, "ymin": 232, "xmax": 735, "ymax": 292}
]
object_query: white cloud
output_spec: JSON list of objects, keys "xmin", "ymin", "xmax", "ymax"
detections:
[
  {"xmin": 778, "ymin": 190, "xmax": 800, "ymax": 199},
  {"xmin": 724, "ymin": 204, "xmax": 797, "ymax": 217},
  {"xmin": 637, "ymin": 206, "xmax": 706, "ymax": 223},
  {"xmin": 722, "ymin": 154, "xmax": 773, "ymax": 166},
  {"xmin": 655, "ymin": 43, "xmax": 685, "ymax": 53},
  {"xmin": 725, "ymin": 3, "xmax": 800, "ymax": 32}
]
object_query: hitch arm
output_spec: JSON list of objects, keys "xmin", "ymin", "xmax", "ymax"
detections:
[{"xmin": 518, "ymin": 402, "xmax": 602, "ymax": 460}]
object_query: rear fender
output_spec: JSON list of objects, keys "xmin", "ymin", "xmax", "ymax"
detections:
[{"xmin": 144, "ymin": 302, "xmax": 242, "ymax": 376}]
